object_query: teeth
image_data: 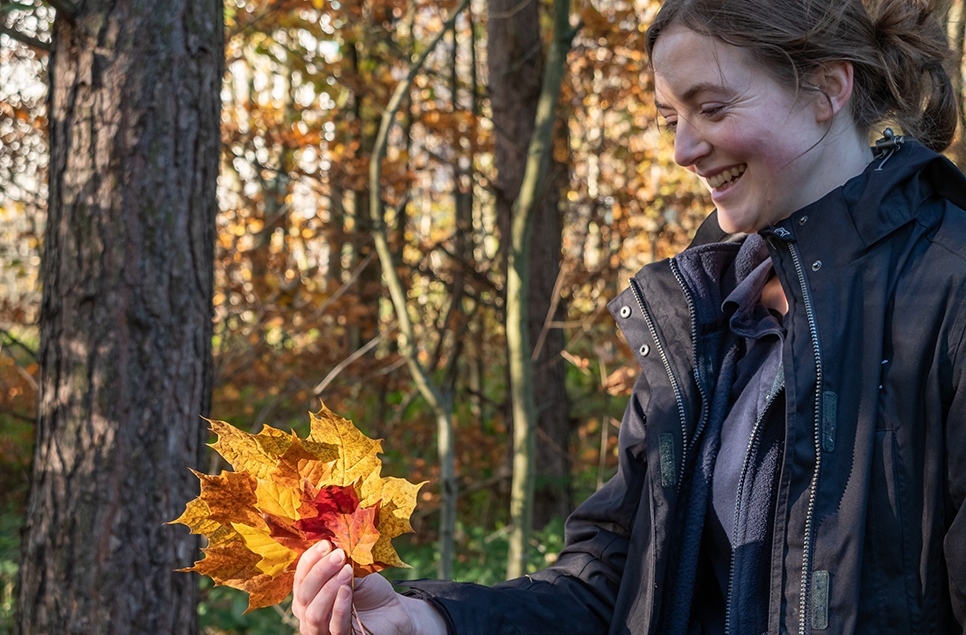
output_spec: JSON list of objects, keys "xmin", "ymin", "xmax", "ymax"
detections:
[{"xmin": 707, "ymin": 165, "xmax": 746, "ymax": 189}]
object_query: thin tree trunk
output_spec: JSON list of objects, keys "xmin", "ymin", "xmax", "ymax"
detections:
[
  {"xmin": 328, "ymin": 182, "xmax": 346, "ymax": 283},
  {"xmin": 530, "ymin": 140, "xmax": 572, "ymax": 529},
  {"xmin": 347, "ymin": 42, "xmax": 378, "ymax": 349},
  {"xmin": 487, "ymin": 0, "xmax": 574, "ymax": 536},
  {"xmin": 504, "ymin": 0, "xmax": 576, "ymax": 579},
  {"xmin": 17, "ymin": 2, "xmax": 222, "ymax": 634}
]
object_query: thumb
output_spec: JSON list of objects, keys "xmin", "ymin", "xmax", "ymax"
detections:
[{"xmin": 351, "ymin": 573, "xmax": 398, "ymax": 609}]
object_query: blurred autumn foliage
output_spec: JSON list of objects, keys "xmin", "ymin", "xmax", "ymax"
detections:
[
  {"xmin": 0, "ymin": 0, "xmax": 752, "ymax": 626},
  {"xmin": 17, "ymin": 0, "xmax": 966, "ymax": 632}
]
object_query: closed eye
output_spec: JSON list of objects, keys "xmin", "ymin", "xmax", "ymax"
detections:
[
  {"xmin": 701, "ymin": 104, "xmax": 726, "ymax": 118},
  {"xmin": 659, "ymin": 116, "xmax": 677, "ymax": 135}
]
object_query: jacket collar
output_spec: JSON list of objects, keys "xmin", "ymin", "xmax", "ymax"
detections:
[
  {"xmin": 690, "ymin": 138, "xmax": 966, "ymax": 254},
  {"xmin": 841, "ymin": 139, "xmax": 965, "ymax": 248}
]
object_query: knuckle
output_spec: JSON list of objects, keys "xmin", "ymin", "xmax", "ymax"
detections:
[{"xmin": 303, "ymin": 602, "xmax": 331, "ymax": 634}]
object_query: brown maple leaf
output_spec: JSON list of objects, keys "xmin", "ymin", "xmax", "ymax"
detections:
[{"xmin": 169, "ymin": 402, "xmax": 425, "ymax": 612}]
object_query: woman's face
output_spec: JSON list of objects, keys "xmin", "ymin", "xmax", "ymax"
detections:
[{"xmin": 651, "ymin": 25, "xmax": 835, "ymax": 234}]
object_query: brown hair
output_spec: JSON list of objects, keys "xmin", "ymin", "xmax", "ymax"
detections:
[{"xmin": 644, "ymin": 0, "xmax": 957, "ymax": 152}]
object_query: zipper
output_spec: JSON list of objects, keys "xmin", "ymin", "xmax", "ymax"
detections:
[
  {"xmin": 668, "ymin": 259, "xmax": 711, "ymax": 485},
  {"xmin": 724, "ymin": 379, "xmax": 785, "ymax": 635},
  {"xmin": 786, "ymin": 240, "xmax": 825, "ymax": 635},
  {"xmin": 628, "ymin": 277, "xmax": 689, "ymax": 491}
]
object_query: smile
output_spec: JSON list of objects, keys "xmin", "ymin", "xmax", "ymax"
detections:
[{"xmin": 707, "ymin": 164, "xmax": 746, "ymax": 189}]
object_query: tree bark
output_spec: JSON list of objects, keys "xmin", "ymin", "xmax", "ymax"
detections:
[
  {"xmin": 487, "ymin": 0, "xmax": 573, "ymax": 532},
  {"xmin": 17, "ymin": 2, "xmax": 222, "ymax": 634},
  {"xmin": 502, "ymin": 0, "xmax": 576, "ymax": 579},
  {"xmin": 529, "ymin": 142, "xmax": 572, "ymax": 529}
]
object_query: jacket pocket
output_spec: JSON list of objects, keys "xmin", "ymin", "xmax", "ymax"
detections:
[{"xmin": 858, "ymin": 430, "xmax": 915, "ymax": 633}]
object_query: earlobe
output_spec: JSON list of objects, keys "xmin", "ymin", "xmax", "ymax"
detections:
[{"xmin": 813, "ymin": 61, "xmax": 854, "ymax": 123}]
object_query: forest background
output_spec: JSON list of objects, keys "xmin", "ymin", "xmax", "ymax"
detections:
[{"xmin": 2, "ymin": 0, "xmax": 966, "ymax": 633}]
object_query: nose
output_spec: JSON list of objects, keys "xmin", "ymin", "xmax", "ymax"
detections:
[{"xmin": 673, "ymin": 117, "xmax": 711, "ymax": 168}]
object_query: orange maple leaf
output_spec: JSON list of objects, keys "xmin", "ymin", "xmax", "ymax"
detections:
[
  {"xmin": 169, "ymin": 402, "xmax": 425, "ymax": 612},
  {"xmin": 295, "ymin": 483, "xmax": 381, "ymax": 569}
]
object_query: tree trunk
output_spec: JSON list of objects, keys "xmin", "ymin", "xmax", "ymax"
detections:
[
  {"xmin": 530, "ymin": 141, "xmax": 572, "ymax": 529},
  {"xmin": 487, "ymin": 0, "xmax": 573, "ymax": 534},
  {"xmin": 501, "ymin": 0, "xmax": 575, "ymax": 579},
  {"xmin": 17, "ymin": 3, "xmax": 222, "ymax": 634}
]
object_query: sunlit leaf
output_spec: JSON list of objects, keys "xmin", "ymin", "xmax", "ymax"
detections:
[{"xmin": 170, "ymin": 403, "xmax": 424, "ymax": 611}]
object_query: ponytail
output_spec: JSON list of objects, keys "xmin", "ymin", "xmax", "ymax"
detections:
[{"xmin": 862, "ymin": 0, "xmax": 957, "ymax": 151}]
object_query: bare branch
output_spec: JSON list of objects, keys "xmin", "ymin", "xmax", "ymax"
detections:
[
  {"xmin": 313, "ymin": 327, "xmax": 393, "ymax": 395},
  {"xmin": 0, "ymin": 23, "xmax": 50, "ymax": 52},
  {"xmin": 530, "ymin": 264, "xmax": 566, "ymax": 362},
  {"xmin": 358, "ymin": 357, "xmax": 407, "ymax": 383},
  {"xmin": 0, "ymin": 327, "xmax": 37, "ymax": 358},
  {"xmin": 272, "ymin": 604, "xmax": 301, "ymax": 629},
  {"xmin": 305, "ymin": 251, "xmax": 376, "ymax": 322},
  {"xmin": 15, "ymin": 360, "xmax": 38, "ymax": 391}
]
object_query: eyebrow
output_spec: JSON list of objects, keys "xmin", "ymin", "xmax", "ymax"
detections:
[{"xmin": 654, "ymin": 82, "xmax": 730, "ymax": 110}]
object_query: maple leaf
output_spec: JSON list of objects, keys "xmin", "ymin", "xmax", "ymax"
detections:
[
  {"xmin": 296, "ymin": 483, "xmax": 381, "ymax": 573},
  {"xmin": 169, "ymin": 402, "xmax": 425, "ymax": 612}
]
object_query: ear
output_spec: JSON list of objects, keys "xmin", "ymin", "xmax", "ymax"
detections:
[{"xmin": 810, "ymin": 61, "xmax": 854, "ymax": 123}]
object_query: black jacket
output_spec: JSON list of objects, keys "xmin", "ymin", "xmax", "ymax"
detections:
[{"xmin": 406, "ymin": 140, "xmax": 966, "ymax": 634}]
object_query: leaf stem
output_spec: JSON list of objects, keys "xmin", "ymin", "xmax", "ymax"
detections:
[{"xmin": 351, "ymin": 605, "xmax": 370, "ymax": 635}]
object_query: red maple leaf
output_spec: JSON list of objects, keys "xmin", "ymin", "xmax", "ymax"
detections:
[{"xmin": 294, "ymin": 483, "xmax": 381, "ymax": 573}]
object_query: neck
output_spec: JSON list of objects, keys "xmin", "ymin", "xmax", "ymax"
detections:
[{"xmin": 807, "ymin": 122, "xmax": 874, "ymax": 204}]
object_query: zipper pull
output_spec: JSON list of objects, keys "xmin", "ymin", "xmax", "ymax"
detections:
[
  {"xmin": 874, "ymin": 128, "xmax": 904, "ymax": 171},
  {"xmin": 761, "ymin": 225, "xmax": 796, "ymax": 243}
]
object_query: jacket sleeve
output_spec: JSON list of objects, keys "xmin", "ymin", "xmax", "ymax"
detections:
[
  {"xmin": 400, "ymin": 373, "xmax": 653, "ymax": 635},
  {"xmin": 945, "ymin": 324, "xmax": 966, "ymax": 627}
]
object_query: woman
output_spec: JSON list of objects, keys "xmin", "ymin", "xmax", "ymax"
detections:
[{"xmin": 292, "ymin": 0, "xmax": 966, "ymax": 632}]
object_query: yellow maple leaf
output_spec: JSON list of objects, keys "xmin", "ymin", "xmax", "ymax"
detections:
[
  {"xmin": 305, "ymin": 405, "xmax": 382, "ymax": 487},
  {"xmin": 232, "ymin": 522, "xmax": 300, "ymax": 577},
  {"xmin": 208, "ymin": 419, "xmax": 294, "ymax": 480},
  {"xmin": 169, "ymin": 402, "xmax": 425, "ymax": 612}
]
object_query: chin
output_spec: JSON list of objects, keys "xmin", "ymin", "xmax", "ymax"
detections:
[
  {"xmin": 717, "ymin": 214, "xmax": 751, "ymax": 235},
  {"xmin": 717, "ymin": 206, "xmax": 768, "ymax": 234}
]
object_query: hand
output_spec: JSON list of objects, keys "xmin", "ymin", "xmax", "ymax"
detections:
[{"xmin": 292, "ymin": 541, "xmax": 447, "ymax": 635}]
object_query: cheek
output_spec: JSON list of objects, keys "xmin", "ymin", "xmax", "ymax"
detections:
[{"xmin": 713, "ymin": 119, "xmax": 776, "ymax": 165}]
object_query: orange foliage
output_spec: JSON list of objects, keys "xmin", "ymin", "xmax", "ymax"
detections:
[{"xmin": 171, "ymin": 403, "xmax": 423, "ymax": 611}]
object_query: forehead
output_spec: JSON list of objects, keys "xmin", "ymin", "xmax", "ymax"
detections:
[{"xmin": 651, "ymin": 25, "xmax": 756, "ymax": 106}]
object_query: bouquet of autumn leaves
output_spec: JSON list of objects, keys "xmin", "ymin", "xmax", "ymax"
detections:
[{"xmin": 170, "ymin": 403, "xmax": 424, "ymax": 612}]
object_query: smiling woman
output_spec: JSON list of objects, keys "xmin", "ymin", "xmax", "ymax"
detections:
[
  {"xmin": 289, "ymin": 1, "xmax": 966, "ymax": 634},
  {"xmin": 650, "ymin": 25, "xmax": 873, "ymax": 233}
]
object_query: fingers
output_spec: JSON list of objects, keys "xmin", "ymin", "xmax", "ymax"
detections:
[
  {"xmin": 294, "ymin": 540, "xmax": 332, "ymax": 592},
  {"xmin": 300, "ymin": 563, "xmax": 351, "ymax": 635},
  {"xmin": 294, "ymin": 541, "xmax": 337, "ymax": 614},
  {"xmin": 328, "ymin": 568, "xmax": 354, "ymax": 634},
  {"xmin": 292, "ymin": 542, "xmax": 354, "ymax": 635}
]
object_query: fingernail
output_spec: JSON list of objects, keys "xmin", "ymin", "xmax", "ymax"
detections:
[
  {"xmin": 331, "ymin": 548, "xmax": 345, "ymax": 563},
  {"xmin": 317, "ymin": 541, "xmax": 331, "ymax": 555},
  {"xmin": 340, "ymin": 563, "xmax": 352, "ymax": 582},
  {"xmin": 338, "ymin": 585, "xmax": 351, "ymax": 601}
]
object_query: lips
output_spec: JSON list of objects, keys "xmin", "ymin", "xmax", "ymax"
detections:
[{"xmin": 706, "ymin": 164, "xmax": 747, "ymax": 189}]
